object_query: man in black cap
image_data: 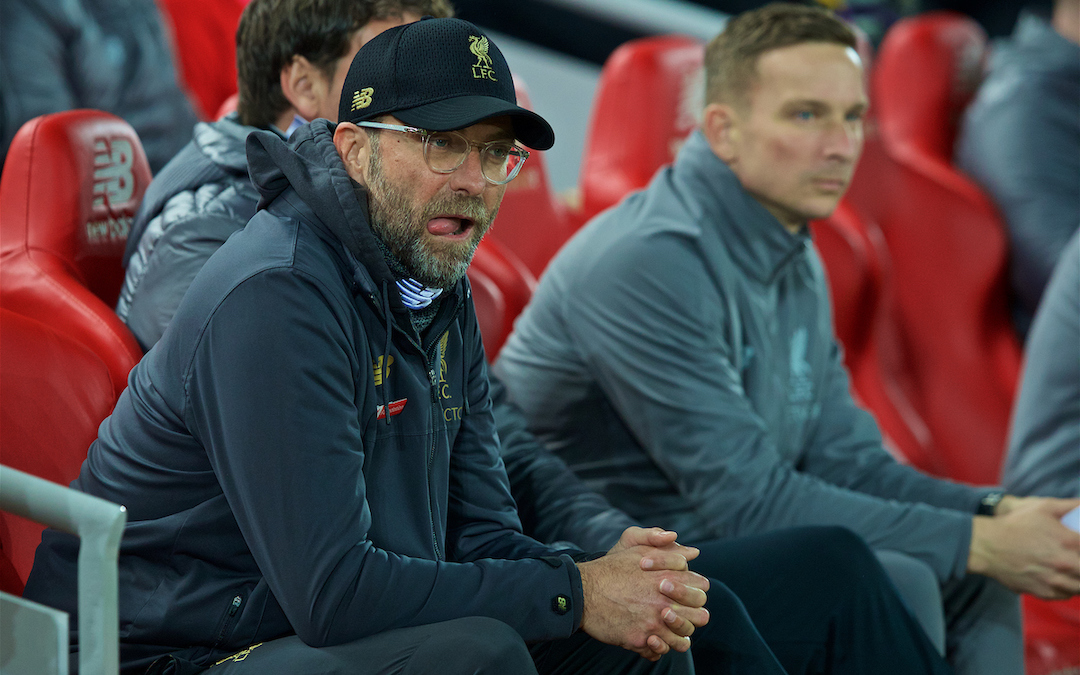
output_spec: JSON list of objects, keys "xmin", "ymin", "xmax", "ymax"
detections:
[{"xmin": 23, "ymin": 17, "xmax": 747, "ymax": 675}]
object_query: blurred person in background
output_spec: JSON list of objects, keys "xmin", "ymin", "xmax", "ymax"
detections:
[
  {"xmin": 116, "ymin": 0, "xmax": 453, "ymax": 352},
  {"xmin": 0, "ymin": 0, "xmax": 199, "ymax": 174},
  {"xmin": 956, "ymin": 0, "xmax": 1080, "ymax": 340}
]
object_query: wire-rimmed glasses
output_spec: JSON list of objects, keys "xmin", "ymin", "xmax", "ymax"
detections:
[{"xmin": 355, "ymin": 121, "xmax": 530, "ymax": 185}]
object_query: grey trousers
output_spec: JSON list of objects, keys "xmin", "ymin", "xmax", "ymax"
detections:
[{"xmin": 876, "ymin": 550, "xmax": 1024, "ymax": 675}]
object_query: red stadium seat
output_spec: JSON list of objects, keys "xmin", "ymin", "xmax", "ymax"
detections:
[
  {"xmin": 486, "ymin": 78, "xmax": 576, "ymax": 278},
  {"xmin": 0, "ymin": 110, "xmax": 148, "ymax": 397},
  {"xmin": 1022, "ymin": 595, "xmax": 1080, "ymax": 675},
  {"xmin": 216, "ymin": 92, "xmax": 240, "ymax": 120},
  {"xmin": 0, "ymin": 309, "xmax": 117, "ymax": 594},
  {"xmin": 157, "ymin": 0, "xmax": 246, "ymax": 120},
  {"xmin": 844, "ymin": 12, "xmax": 1020, "ymax": 485},
  {"xmin": 467, "ymin": 238, "xmax": 536, "ymax": 361},
  {"xmin": 576, "ymin": 35, "xmax": 705, "ymax": 225},
  {"xmin": 810, "ymin": 202, "xmax": 879, "ymax": 362},
  {"xmin": 812, "ymin": 202, "xmax": 938, "ymax": 474}
]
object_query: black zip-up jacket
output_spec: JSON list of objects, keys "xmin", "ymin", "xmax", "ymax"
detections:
[{"xmin": 24, "ymin": 119, "xmax": 584, "ymax": 674}]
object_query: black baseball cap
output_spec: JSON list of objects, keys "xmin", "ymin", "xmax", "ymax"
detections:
[{"xmin": 338, "ymin": 16, "xmax": 555, "ymax": 151}]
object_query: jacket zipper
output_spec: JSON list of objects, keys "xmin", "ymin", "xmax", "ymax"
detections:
[
  {"xmin": 426, "ymin": 357, "xmax": 443, "ymax": 561},
  {"xmin": 372, "ymin": 290, "xmax": 466, "ymax": 562},
  {"xmin": 211, "ymin": 594, "xmax": 243, "ymax": 650},
  {"xmin": 418, "ymin": 294, "xmax": 464, "ymax": 562}
]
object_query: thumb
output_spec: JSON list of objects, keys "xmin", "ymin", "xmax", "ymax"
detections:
[{"xmin": 645, "ymin": 528, "xmax": 680, "ymax": 547}]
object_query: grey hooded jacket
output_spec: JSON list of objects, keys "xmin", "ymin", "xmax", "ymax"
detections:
[
  {"xmin": 117, "ymin": 113, "xmax": 268, "ymax": 350},
  {"xmin": 495, "ymin": 130, "xmax": 993, "ymax": 583}
]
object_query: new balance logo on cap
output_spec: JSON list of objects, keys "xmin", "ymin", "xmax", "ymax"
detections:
[{"xmin": 351, "ymin": 87, "xmax": 374, "ymax": 112}]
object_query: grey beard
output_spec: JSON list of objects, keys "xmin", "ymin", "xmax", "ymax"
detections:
[{"xmin": 364, "ymin": 142, "xmax": 497, "ymax": 289}]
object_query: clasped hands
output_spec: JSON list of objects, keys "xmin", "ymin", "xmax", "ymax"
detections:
[{"xmin": 577, "ymin": 526, "xmax": 710, "ymax": 661}]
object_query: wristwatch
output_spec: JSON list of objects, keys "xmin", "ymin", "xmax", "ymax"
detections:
[{"xmin": 976, "ymin": 491, "xmax": 1006, "ymax": 516}]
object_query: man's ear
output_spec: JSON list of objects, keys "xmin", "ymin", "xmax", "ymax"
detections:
[
  {"xmin": 280, "ymin": 55, "xmax": 330, "ymax": 121},
  {"xmin": 334, "ymin": 122, "xmax": 371, "ymax": 187},
  {"xmin": 703, "ymin": 102, "xmax": 740, "ymax": 164}
]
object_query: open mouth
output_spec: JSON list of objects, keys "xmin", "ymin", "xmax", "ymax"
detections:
[{"xmin": 426, "ymin": 215, "xmax": 475, "ymax": 240}]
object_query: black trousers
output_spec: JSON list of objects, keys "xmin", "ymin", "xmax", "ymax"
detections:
[
  {"xmin": 202, "ymin": 526, "xmax": 950, "ymax": 675},
  {"xmin": 204, "ymin": 615, "xmax": 700, "ymax": 675},
  {"xmin": 688, "ymin": 526, "xmax": 953, "ymax": 675}
]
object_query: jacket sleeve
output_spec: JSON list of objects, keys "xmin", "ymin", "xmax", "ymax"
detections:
[
  {"xmin": 797, "ymin": 336, "xmax": 992, "ymax": 513},
  {"xmin": 185, "ymin": 268, "xmax": 583, "ymax": 647},
  {"xmin": 1002, "ymin": 231, "xmax": 1080, "ymax": 498},
  {"xmin": 123, "ymin": 207, "xmax": 247, "ymax": 350},
  {"xmin": 560, "ymin": 233, "xmax": 976, "ymax": 583},
  {"xmin": 491, "ymin": 375, "xmax": 637, "ymax": 551}
]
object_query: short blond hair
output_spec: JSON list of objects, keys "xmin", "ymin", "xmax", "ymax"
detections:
[{"xmin": 705, "ymin": 3, "xmax": 856, "ymax": 107}]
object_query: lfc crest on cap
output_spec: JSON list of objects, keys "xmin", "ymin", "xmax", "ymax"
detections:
[{"xmin": 469, "ymin": 36, "xmax": 496, "ymax": 81}]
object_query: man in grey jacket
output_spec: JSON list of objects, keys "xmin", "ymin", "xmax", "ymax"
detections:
[
  {"xmin": 117, "ymin": 0, "xmax": 454, "ymax": 351},
  {"xmin": 494, "ymin": 4, "xmax": 1080, "ymax": 675},
  {"xmin": 0, "ymin": 0, "xmax": 199, "ymax": 174},
  {"xmin": 956, "ymin": 0, "xmax": 1080, "ymax": 339}
]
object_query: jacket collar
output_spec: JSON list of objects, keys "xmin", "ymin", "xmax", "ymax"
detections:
[
  {"xmin": 192, "ymin": 112, "xmax": 277, "ymax": 174},
  {"xmin": 245, "ymin": 119, "xmax": 464, "ymax": 330},
  {"xmin": 1009, "ymin": 11, "xmax": 1080, "ymax": 76},
  {"xmin": 673, "ymin": 130, "xmax": 811, "ymax": 284}
]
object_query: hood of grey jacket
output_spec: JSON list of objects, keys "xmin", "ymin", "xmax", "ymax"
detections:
[{"xmin": 122, "ymin": 113, "xmax": 262, "ymax": 266}]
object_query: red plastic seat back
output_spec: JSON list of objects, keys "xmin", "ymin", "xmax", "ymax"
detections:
[
  {"xmin": 873, "ymin": 11, "xmax": 986, "ymax": 162},
  {"xmin": 1021, "ymin": 596, "xmax": 1080, "ymax": 675},
  {"xmin": 467, "ymin": 238, "xmax": 536, "ymax": 361},
  {"xmin": 0, "ymin": 309, "xmax": 117, "ymax": 594},
  {"xmin": 487, "ymin": 78, "xmax": 576, "ymax": 278},
  {"xmin": 157, "ymin": 0, "xmax": 246, "ymax": 120},
  {"xmin": 216, "ymin": 92, "xmax": 241, "ymax": 120},
  {"xmin": 844, "ymin": 13, "xmax": 1020, "ymax": 485},
  {"xmin": 0, "ymin": 110, "xmax": 148, "ymax": 397},
  {"xmin": 813, "ymin": 200, "xmax": 938, "ymax": 474},
  {"xmin": 578, "ymin": 35, "xmax": 704, "ymax": 223},
  {"xmin": 810, "ymin": 201, "xmax": 881, "ymax": 361}
]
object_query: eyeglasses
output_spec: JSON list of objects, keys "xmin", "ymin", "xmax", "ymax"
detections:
[{"xmin": 355, "ymin": 121, "xmax": 530, "ymax": 186}]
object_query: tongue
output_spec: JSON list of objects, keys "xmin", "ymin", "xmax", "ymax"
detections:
[{"xmin": 427, "ymin": 217, "xmax": 460, "ymax": 236}]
